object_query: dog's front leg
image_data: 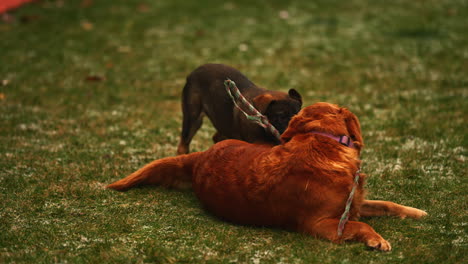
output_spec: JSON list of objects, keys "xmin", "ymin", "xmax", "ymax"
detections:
[
  {"xmin": 360, "ymin": 200, "xmax": 427, "ymax": 219},
  {"xmin": 303, "ymin": 218, "xmax": 392, "ymax": 251}
]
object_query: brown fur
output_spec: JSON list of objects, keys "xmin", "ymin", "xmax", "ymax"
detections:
[{"xmin": 108, "ymin": 102, "xmax": 427, "ymax": 251}]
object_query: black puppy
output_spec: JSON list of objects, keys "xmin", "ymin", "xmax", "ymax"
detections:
[{"xmin": 177, "ymin": 64, "xmax": 302, "ymax": 155}]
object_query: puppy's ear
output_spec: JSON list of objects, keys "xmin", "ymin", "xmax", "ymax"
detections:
[
  {"xmin": 341, "ymin": 108, "xmax": 363, "ymax": 151},
  {"xmin": 253, "ymin": 94, "xmax": 275, "ymax": 114},
  {"xmin": 288, "ymin": 89, "xmax": 302, "ymax": 105}
]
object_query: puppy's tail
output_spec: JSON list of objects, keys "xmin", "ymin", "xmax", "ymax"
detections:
[{"xmin": 107, "ymin": 152, "xmax": 202, "ymax": 192}]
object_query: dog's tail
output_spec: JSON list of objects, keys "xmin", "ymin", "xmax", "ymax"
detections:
[{"xmin": 107, "ymin": 152, "xmax": 202, "ymax": 191}]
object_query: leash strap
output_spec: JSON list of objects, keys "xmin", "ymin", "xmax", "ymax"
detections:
[
  {"xmin": 224, "ymin": 79, "xmax": 281, "ymax": 140},
  {"xmin": 312, "ymin": 131, "xmax": 360, "ymax": 237},
  {"xmin": 337, "ymin": 169, "xmax": 360, "ymax": 237}
]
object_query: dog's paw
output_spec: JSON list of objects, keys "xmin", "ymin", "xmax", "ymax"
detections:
[
  {"xmin": 366, "ymin": 237, "xmax": 392, "ymax": 252},
  {"xmin": 400, "ymin": 206, "xmax": 428, "ymax": 219}
]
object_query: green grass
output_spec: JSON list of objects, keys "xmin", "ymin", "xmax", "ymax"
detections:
[{"xmin": 1, "ymin": 0, "xmax": 467, "ymax": 263}]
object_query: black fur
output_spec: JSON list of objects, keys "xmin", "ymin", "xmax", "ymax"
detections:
[{"xmin": 177, "ymin": 63, "xmax": 302, "ymax": 154}]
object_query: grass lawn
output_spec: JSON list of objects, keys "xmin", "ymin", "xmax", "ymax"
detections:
[{"xmin": 1, "ymin": 0, "xmax": 466, "ymax": 263}]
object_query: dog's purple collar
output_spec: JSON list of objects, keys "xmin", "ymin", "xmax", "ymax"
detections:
[{"xmin": 311, "ymin": 132, "xmax": 356, "ymax": 149}]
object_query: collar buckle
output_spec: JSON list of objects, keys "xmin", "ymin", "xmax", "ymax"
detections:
[{"xmin": 339, "ymin": 135, "xmax": 352, "ymax": 147}]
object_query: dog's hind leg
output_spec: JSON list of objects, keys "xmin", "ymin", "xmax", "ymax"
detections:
[
  {"xmin": 360, "ymin": 200, "xmax": 427, "ymax": 219},
  {"xmin": 177, "ymin": 82, "xmax": 204, "ymax": 155},
  {"xmin": 212, "ymin": 132, "xmax": 228, "ymax": 143},
  {"xmin": 107, "ymin": 152, "xmax": 202, "ymax": 191},
  {"xmin": 304, "ymin": 218, "xmax": 392, "ymax": 251}
]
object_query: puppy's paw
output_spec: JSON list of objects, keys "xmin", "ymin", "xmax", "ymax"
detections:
[
  {"xmin": 400, "ymin": 206, "xmax": 428, "ymax": 219},
  {"xmin": 366, "ymin": 237, "xmax": 392, "ymax": 251}
]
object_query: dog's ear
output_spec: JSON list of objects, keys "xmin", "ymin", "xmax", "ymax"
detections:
[
  {"xmin": 288, "ymin": 89, "xmax": 302, "ymax": 105},
  {"xmin": 280, "ymin": 112, "xmax": 309, "ymax": 143},
  {"xmin": 341, "ymin": 108, "xmax": 364, "ymax": 151},
  {"xmin": 280, "ymin": 117, "xmax": 297, "ymax": 143},
  {"xmin": 253, "ymin": 94, "xmax": 275, "ymax": 114}
]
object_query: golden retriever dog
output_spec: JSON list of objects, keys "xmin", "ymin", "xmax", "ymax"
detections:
[{"xmin": 107, "ymin": 102, "xmax": 427, "ymax": 251}]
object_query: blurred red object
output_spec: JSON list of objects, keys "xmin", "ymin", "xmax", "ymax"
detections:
[{"xmin": 0, "ymin": 0, "xmax": 34, "ymax": 13}]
